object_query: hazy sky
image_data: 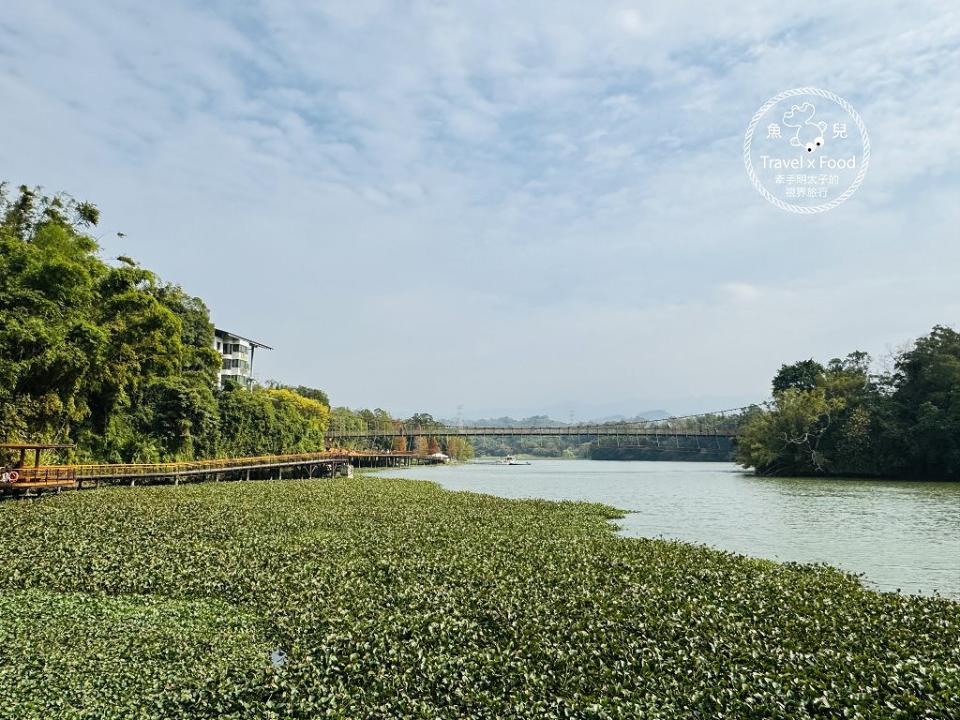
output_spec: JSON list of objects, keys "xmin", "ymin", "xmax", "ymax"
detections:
[{"xmin": 2, "ymin": 2, "xmax": 958, "ymax": 419}]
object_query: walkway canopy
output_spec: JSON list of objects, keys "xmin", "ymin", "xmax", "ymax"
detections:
[{"xmin": 0, "ymin": 443, "xmax": 75, "ymax": 468}]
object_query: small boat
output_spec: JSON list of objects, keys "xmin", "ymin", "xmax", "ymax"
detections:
[{"xmin": 469, "ymin": 455, "xmax": 532, "ymax": 466}]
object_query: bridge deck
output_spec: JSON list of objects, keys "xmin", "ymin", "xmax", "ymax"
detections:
[
  {"xmin": 327, "ymin": 426, "xmax": 738, "ymax": 439},
  {"xmin": 325, "ymin": 405, "xmax": 754, "ymax": 441}
]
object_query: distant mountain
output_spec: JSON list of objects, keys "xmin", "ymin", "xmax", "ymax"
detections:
[
  {"xmin": 439, "ymin": 411, "xmax": 673, "ymax": 428},
  {"xmin": 441, "ymin": 415, "xmax": 568, "ymax": 428},
  {"xmin": 589, "ymin": 410, "xmax": 672, "ymax": 423}
]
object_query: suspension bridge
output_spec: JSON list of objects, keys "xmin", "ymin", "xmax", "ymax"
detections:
[
  {"xmin": 324, "ymin": 406, "xmax": 755, "ymax": 443},
  {"xmin": 1, "ymin": 406, "xmax": 760, "ymax": 497}
]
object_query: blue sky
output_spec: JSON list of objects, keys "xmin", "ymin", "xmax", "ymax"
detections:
[{"xmin": 2, "ymin": 1, "xmax": 959, "ymax": 418}]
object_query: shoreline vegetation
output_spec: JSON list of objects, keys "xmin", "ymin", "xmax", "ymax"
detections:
[
  {"xmin": 738, "ymin": 330, "xmax": 960, "ymax": 480},
  {"xmin": 0, "ymin": 183, "xmax": 474, "ymax": 466},
  {"xmin": 1, "ymin": 474, "xmax": 958, "ymax": 718}
]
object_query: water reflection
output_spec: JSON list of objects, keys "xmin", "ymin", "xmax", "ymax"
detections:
[{"xmin": 375, "ymin": 460, "xmax": 960, "ymax": 598}]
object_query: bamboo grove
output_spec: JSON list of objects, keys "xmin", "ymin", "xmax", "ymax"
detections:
[{"xmin": 0, "ymin": 184, "xmax": 330, "ymax": 463}]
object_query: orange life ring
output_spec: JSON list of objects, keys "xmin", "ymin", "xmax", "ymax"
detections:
[{"xmin": 8, "ymin": 471, "xmax": 18, "ymax": 482}]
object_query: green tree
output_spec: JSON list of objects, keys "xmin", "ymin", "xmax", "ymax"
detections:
[
  {"xmin": 328, "ymin": 408, "xmax": 368, "ymax": 450},
  {"xmin": 272, "ymin": 384, "xmax": 330, "ymax": 407},
  {"xmin": 0, "ymin": 182, "xmax": 327, "ymax": 464},
  {"xmin": 739, "ymin": 331, "xmax": 960, "ymax": 479},
  {"xmin": 444, "ymin": 436, "xmax": 475, "ymax": 460},
  {"xmin": 217, "ymin": 387, "xmax": 329, "ymax": 457},
  {"xmin": 736, "ymin": 388, "xmax": 841, "ymax": 474},
  {"xmin": 771, "ymin": 359, "xmax": 825, "ymax": 394},
  {"xmin": 887, "ymin": 325, "xmax": 960, "ymax": 479}
]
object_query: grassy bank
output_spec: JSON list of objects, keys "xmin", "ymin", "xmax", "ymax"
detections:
[{"xmin": 1, "ymin": 477, "xmax": 958, "ymax": 718}]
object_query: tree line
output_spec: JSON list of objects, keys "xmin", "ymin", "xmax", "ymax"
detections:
[
  {"xmin": 0, "ymin": 184, "xmax": 349, "ymax": 465},
  {"xmin": 737, "ymin": 326, "xmax": 960, "ymax": 479},
  {"xmin": 327, "ymin": 410, "xmax": 474, "ymax": 460},
  {"xmin": 0, "ymin": 183, "xmax": 474, "ymax": 465}
]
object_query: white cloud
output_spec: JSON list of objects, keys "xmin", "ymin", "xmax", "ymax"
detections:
[
  {"xmin": 0, "ymin": 0, "xmax": 957, "ymax": 417},
  {"xmin": 616, "ymin": 9, "xmax": 647, "ymax": 36},
  {"xmin": 722, "ymin": 283, "xmax": 762, "ymax": 304}
]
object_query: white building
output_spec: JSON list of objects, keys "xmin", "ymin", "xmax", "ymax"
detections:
[{"xmin": 214, "ymin": 328, "xmax": 272, "ymax": 389}]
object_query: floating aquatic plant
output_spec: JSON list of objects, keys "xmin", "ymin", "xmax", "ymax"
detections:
[{"xmin": 0, "ymin": 476, "xmax": 958, "ymax": 718}]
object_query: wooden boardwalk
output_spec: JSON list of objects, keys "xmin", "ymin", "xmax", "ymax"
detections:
[{"xmin": 1, "ymin": 450, "xmax": 440, "ymax": 497}]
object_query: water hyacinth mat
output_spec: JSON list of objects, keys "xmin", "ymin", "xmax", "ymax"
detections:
[{"xmin": 1, "ymin": 476, "xmax": 958, "ymax": 718}]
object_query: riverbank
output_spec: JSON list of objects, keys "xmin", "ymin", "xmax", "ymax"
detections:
[
  {"xmin": 1, "ymin": 476, "xmax": 958, "ymax": 717},
  {"xmin": 377, "ymin": 460, "xmax": 960, "ymax": 597}
]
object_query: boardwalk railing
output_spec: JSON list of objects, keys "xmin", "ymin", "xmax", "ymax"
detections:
[{"xmin": 3, "ymin": 449, "xmax": 437, "ymax": 495}]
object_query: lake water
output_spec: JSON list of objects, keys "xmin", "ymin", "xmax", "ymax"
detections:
[{"xmin": 374, "ymin": 460, "xmax": 960, "ymax": 599}]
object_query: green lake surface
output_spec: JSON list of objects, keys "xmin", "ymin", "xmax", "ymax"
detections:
[{"xmin": 375, "ymin": 460, "xmax": 960, "ymax": 598}]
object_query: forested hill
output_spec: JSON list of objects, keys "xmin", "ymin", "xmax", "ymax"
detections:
[
  {"xmin": 0, "ymin": 184, "xmax": 332, "ymax": 464},
  {"xmin": 447, "ymin": 412, "xmax": 671, "ymax": 427},
  {"xmin": 440, "ymin": 413, "xmax": 675, "ymax": 458},
  {"xmin": 738, "ymin": 326, "xmax": 960, "ymax": 480}
]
